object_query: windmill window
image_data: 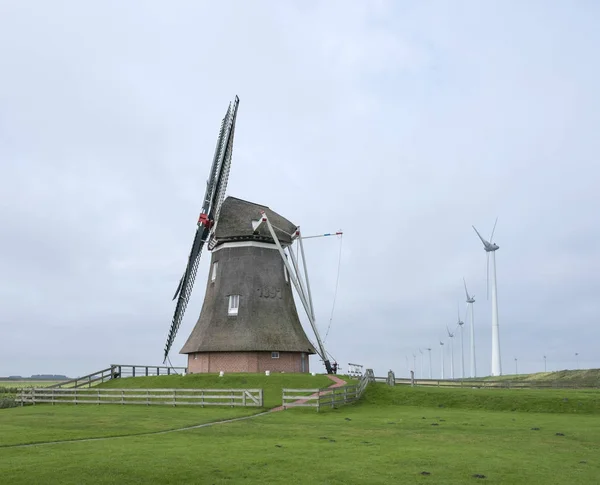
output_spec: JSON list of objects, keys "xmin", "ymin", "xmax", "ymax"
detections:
[
  {"xmin": 211, "ymin": 261, "xmax": 218, "ymax": 282},
  {"xmin": 228, "ymin": 295, "xmax": 239, "ymax": 316},
  {"xmin": 271, "ymin": 351, "xmax": 280, "ymax": 359}
]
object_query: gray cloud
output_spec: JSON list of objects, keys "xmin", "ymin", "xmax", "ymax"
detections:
[{"xmin": 1, "ymin": 1, "xmax": 599, "ymax": 378}]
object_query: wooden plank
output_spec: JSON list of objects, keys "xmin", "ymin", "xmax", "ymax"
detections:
[{"xmin": 282, "ymin": 388, "xmax": 320, "ymax": 393}]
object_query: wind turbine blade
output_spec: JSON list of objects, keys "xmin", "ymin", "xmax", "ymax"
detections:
[
  {"xmin": 489, "ymin": 216, "xmax": 498, "ymax": 242},
  {"xmin": 486, "ymin": 252, "xmax": 490, "ymax": 300},
  {"xmin": 472, "ymin": 225, "xmax": 489, "ymax": 246},
  {"xmin": 463, "ymin": 277, "xmax": 470, "ymax": 300}
]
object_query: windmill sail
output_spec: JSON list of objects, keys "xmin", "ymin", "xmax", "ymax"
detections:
[{"xmin": 164, "ymin": 96, "xmax": 240, "ymax": 362}]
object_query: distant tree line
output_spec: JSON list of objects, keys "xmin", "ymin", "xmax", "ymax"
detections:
[{"xmin": 0, "ymin": 374, "xmax": 69, "ymax": 381}]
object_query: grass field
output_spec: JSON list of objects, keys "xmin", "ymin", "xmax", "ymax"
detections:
[
  {"xmin": 1, "ymin": 379, "xmax": 599, "ymax": 484},
  {"xmin": 0, "ymin": 381, "xmax": 64, "ymax": 388}
]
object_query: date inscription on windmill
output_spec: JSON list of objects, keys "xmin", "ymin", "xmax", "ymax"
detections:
[{"xmin": 257, "ymin": 287, "xmax": 282, "ymax": 299}]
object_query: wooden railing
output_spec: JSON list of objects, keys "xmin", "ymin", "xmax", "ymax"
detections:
[
  {"xmin": 17, "ymin": 387, "xmax": 263, "ymax": 407},
  {"xmin": 282, "ymin": 369, "xmax": 374, "ymax": 411},
  {"xmin": 47, "ymin": 367, "xmax": 115, "ymax": 389},
  {"xmin": 47, "ymin": 364, "xmax": 188, "ymax": 389}
]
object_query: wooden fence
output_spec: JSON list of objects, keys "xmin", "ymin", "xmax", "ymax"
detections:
[
  {"xmin": 390, "ymin": 377, "xmax": 599, "ymax": 389},
  {"xmin": 17, "ymin": 387, "xmax": 263, "ymax": 407},
  {"xmin": 282, "ymin": 369, "xmax": 373, "ymax": 411}
]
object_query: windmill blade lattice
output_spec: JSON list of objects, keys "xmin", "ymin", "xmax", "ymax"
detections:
[{"xmin": 164, "ymin": 96, "xmax": 240, "ymax": 363}]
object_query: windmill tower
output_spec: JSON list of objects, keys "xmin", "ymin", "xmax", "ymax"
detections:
[
  {"xmin": 164, "ymin": 96, "xmax": 334, "ymax": 374},
  {"xmin": 456, "ymin": 306, "xmax": 465, "ymax": 379},
  {"xmin": 446, "ymin": 326, "xmax": 455, "ymax": 379},
  {"xmin": 472, "ymin": 218, "xmax": 502, "ymax": 376}
]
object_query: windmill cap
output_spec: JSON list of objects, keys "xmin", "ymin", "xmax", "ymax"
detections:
[{"xmin": 213, "ymin": 197, "xmax": 297, "ymax": 247}]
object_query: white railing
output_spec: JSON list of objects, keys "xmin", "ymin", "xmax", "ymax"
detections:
[{"xmin": 17, "ymin": 388, "xmax": 263, "ymax": 407}]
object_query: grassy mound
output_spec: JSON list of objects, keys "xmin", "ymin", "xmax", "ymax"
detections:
[
  {"xmin": 97, "ymin": 373, "xmax": 335, "ymax": 408},
  {"xmin": 469, "ymin": 368, "xmax": 600, "ymax": 386},
  {"xmin": 360, "ymin": 383, "xmax": 600, "ymax": 414}
]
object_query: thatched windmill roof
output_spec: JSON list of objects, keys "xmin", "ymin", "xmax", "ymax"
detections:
[{"xmin": 213, "ymin": 197, "xmax": 297, "ymax": 246}]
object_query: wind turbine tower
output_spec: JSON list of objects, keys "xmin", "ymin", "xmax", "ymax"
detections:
[
  {"xmin": 439, "ymin": 341, "xmax": 445, "ymax": 379},
  {"xmin": 447, "ymin": 327, "xmax": 455, "ymax": 379},
  {"xmin": 473, "ymin": 218, "xmax": 502, "ymax": 376},
  {"xmin": 456, "ymin": 306, "xmax": 465, "ymax": 379},
  {"xmin": 419, "ymin": 349, "xmax": 424, "ymax": 379},
  {"xmin": 464, "ymin": 278, "xmax": 476, "ymax": 377},
  {"xmin": 426, "ymin": 348, "xmax": 432, "ymax": 379}
]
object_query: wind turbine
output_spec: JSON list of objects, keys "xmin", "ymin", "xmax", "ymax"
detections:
[
  {"xmin": 447, "ymin": 326, "xmax": 455, "ymax": 379},
  {"xmin": 543, "ymin": 355, "xmax": 547, "ymax": 372},
  {"xmin": 456, "ymin": 305, "xmax": 465, "ymax": 379},
  {"xmin": 413, "ymin": 353, "xmax": 417, "ymax": 376},
  {"xmin": 472, "ymin": 217, "xmax": 502, "ymax": 376},
  {"xmin": 463, "ymin": 278, "xmax": 476, "ymax": 377},
  {"xmin": 419, "ymin": 349, "xmax": 424, "ymax": 379},
  {"xmin": 439, "ymin": 341, "xmax": 445, "ymax": 379},
  {"xmin": 426, "ymin": 348, "xmax": 432, "ymax": 379}
]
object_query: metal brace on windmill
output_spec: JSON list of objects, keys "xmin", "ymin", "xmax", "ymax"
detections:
[{"xmin": 163, "ymin": 96, "xmax": 342, "ymax": 375}]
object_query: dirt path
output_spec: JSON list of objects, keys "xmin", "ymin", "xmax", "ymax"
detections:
[{"xmin": 269, "ymin": 374, "xmax": 347, "ymax": 412}]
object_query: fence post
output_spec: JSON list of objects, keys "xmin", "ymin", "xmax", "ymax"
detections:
[
  {"xmin": 387, "ymin": 370, "xmax": 396, "ymax": 386},
  {"xmin": 259, "ymin": 389, "xmax": 263, "ymax": 407},
  {"xmin": 410, "ymin": 371, "xmax": 414, "ymax": 387},
  {"xmin": 173, "ymin": 389, "xmax": 176, "ymax": 407},
  {"xmin": 97, "ymin": 389, "xmax": 100, "ymax": 405},
  {"xmin": 121, "ymin": 390, "xmax": 124, "ymax": 405},
  {"xmin": 243, "ymin": 391, "xmax": 247, "ymax": 407},
  {"xmin": 344, "ymin": 386, "xmax": 348, "ymax": 403},
  {"xmin": 145, "ymin": 367, "xmax": 149, "ymax": 377},
  {"xmin": 147, "ymin": 390, "xmax": 150, "ymax": 406}
]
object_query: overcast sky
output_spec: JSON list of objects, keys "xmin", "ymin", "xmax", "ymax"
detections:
[{"xmin": 1, "ymin": 1, "xmax": 599, "ymax": 378}]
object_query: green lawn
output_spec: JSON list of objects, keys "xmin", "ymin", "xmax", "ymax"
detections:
[
  {"xmin": 0, "ymin": 405, "xmax": 258, "ymax": 447},
  {"xmin": 1, "ymin": 383, "xmax": 599, "ymax": 484}
]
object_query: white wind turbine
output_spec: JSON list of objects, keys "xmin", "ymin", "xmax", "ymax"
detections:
[
  {"xmin": 472, "ymin": 217, "xmax": 502, "ymax": 376},
  {"xmin": 439, "ymin": 341, "xmax": 445, "ymax": 379},
  {"xmin": 446, "ymin": 326, "xmax": 455, "ymax": 379},
  {"xmin": 419, "ymin": 348, "xmax": 424, "ymax": 379},
  {"xmin": 426, "ymin": 347, "xmax": 432, "ymax": 379},
  {"xmin": 456, "ymin": 305, "xmax": 465, "ymax": 379},
  {"xmin": 463, "ymin": 278, "xmax": 477, "ymax": 377}
]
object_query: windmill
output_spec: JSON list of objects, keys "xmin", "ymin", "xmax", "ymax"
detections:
[
  {"xmin": 463, "ymin": 278, "xmax": 476, "ymax": 377},
  {"xmin": 426, "ymin": 347, "xmax": 432, "ymax": 379},
  {"xmin": 446, "ymin": 326, "xmax": 456, "ymax": 379},
  {"xmin": 472, "ymin": 217, "xmax": 502, "ymax": 376},
  {"xmin": 439, "ymin": 341, "xmax": 445, "ymax": 379},
  {"xmin": 164, "ymin": 96, "xmax": 335, "ymax": 374},
  {"xmin": 419, "ymin": 348, "xmax": 424, "ymax": 380},
  {"xmin": 456, "ymin": 305, "xmax": 465, "ymax": 379}
]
